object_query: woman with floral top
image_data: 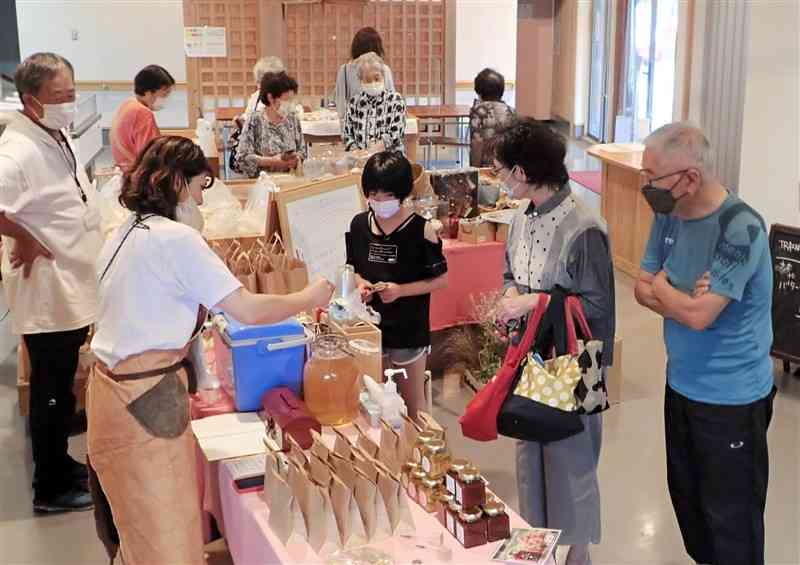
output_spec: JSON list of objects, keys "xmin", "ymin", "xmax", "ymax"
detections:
[
  {"xmin": 234, "ymin": 71, "xmax": 307, "ymax": 178},
  {"xmin": 342, "ymin": 52, "xmax": 407, "ymax": 155},
  {"xmin": 469, "ymin": 68, "xmax": 516, "ymax": 167}
]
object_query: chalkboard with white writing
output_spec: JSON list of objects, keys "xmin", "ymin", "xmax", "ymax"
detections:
[{"xmin": 770, "ymin": 224, "xmax": 800, "ymax": 363}]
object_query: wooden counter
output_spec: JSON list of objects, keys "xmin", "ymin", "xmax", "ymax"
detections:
[{"xmin": 587, "ymin": 143, "xmax": 652, "ymax": 277}]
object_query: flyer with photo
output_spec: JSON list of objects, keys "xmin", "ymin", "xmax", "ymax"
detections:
[{"xmin": 491, "ymin": 528, "xmax": 561, "ymax": 565}]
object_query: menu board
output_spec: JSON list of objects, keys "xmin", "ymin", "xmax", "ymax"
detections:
[
  {"xmin": 770, "ymin": 224, "xmax": 800, "ymax": 363},
  {"xmin": 276, "ymin": 174, "xmax": 365, "ymax": 284}
]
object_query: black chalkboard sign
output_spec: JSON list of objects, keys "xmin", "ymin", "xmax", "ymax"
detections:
[{"xmin": 770, "ymin": 224, "xmax": 800, "ymax": 363}]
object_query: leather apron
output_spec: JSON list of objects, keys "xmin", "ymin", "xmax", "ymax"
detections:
[{"xmin": 87, "ymin": 307, "xmax": 207, "ymax": 565}]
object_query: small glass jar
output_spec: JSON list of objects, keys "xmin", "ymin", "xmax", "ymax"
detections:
[
  {"xmin": 483, "ymin": 499, "xmax": 511, "ymax": 542},
  {"xmin": 412, "ymin": 431, "xmax": 437, "ymax": 464},
  {"xmin": 435, "ymin": 490, "xmax": 455, "ymax": 528},
  {"xmin": 446, "ymin": 458, "xmax": 470, "ymax": 495},
  {"xmin": 455, "ymin": 507, "xmax": 488, "ymax": 549},
  {"xmin": 417, "ymin": 476, "xmax": 442, "ymax": 513},
  {"xmin": 401, "ymin": 462, "xmax": 420, "ymax": 490},
  {"xmin": 407, "ymin": 468, "xmax": 427, "ymax": 503},
  {"xmin": 420, "ymin": 439, "xmax": 452, "ymax": 479},
  {"xmin": 446, "ymin": 501, "xmax": 461, "ymax": 536},
  {"xmin": 455, "ymin": 465, "xmax": 486, "ymax": 509}
]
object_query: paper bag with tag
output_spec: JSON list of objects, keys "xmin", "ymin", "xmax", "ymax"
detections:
[
  {"xmin": 378, "ymin": 419, "xmax": 403, "ymax": 476},
  {"xmin": 328, "ymin": 453, "xmax": 357, "ymax": 490},
  {"xmin": 267, "ymin": 470, "xmax": 307, "ymax": 546},
  {"xmin": 309, "ymin": 453, "xmax": 332, "ymax": 487},
  {"xmin": 354, "ymin": 422, "xmax": 380, "ymax": 459},
  {"xmin": 310, "ymin": 429, "xmax": 330, "ymax": 462},
  {"xmin": 417, "ymin": 411, "xmax": 446, "ymax": 440},
  {"xmin": 376, "ymin": 464, "xmax": 415, "ymax": 536},
  {"xmin": 353, "ymin": 468, "xmax": 392, "ymax": 542},
  {"xmin": 351, "ymin": 446, "xmax": 379, "ymax": 484},
  {"xmin": 306, "ymin": 479, "xmax": 341, "ymax": 556},
  {"xmin": 330, "ymin": 472, "xmax": 368, "ymax": 548},
  {"xmin": 286, "ymin": 435, "xmax": 308, "ymax": 471},
  {"xmin": 264, "ymin": 438, "xmax": 290, "ymax": 508},
  {"xmin": 332, "ymin": 427, "xmax": 353, "ymax": 460}
]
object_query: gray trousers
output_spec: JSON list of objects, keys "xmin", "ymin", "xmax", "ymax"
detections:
[{"xmin": 516, "ymin": 413, "xmax": 603, "ymax": 546}]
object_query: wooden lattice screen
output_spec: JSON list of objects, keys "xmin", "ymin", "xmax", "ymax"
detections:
[
  {"xmin": 183, "ymin": 0, "xmax": 263, "ymax": 122},
  {"xmin": 183, "ymin": 0, "xmax": 448, "ymax": 122},
  {"xmin": 284, "ymin": 0, "xmax": 446, "ymax": 102}
]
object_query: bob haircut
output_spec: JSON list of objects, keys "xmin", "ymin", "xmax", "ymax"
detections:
[{"xmin": 361, "ymin": 151, "xmax": 413, "ymax": 200}]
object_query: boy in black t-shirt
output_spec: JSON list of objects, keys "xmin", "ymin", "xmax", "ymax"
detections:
[{"xmin": 346, "ymin": 152, "xmax": 448, "ymax": 417}]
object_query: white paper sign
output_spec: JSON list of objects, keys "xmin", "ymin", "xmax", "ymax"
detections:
[
  {"xmin": 184, "ymin": 26, "xmax": 227, "ymax": 58},
  {"xmin": 284, "ymin": 184, "xmax": 364, "ymax": 283}
]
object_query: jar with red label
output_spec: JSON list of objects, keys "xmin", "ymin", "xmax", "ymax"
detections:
[
  {"xmin": 455, "ymin": 507, "xmax": 488, "ymax": 549},
  {"xmin": 454, "ymin": 464, "xmax": 486, "ymax": 509},
  {"xmin": 446, "ymin": 458, "xmax": 469, "ymax": 495},
  {"xmin": 435, "ymin": 490, "xmax": 455, "ymax": 528},
  {"xmin": 483, "ymin": 498, "xmax": 511, "ymax": 542}
]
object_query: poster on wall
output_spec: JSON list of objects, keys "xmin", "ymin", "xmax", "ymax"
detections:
[{"xmin": 184, "ymin": 26, "xmax": 227, "ymax": 58}]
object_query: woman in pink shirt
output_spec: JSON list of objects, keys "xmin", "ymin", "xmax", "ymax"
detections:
[{"xmin": 110, "ymin": 65, "xmax": 175, "ymax": 172}]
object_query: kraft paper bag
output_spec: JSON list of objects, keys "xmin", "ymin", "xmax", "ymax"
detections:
[
  {"xmin": 328, "ymin": 453, "xmax": 357, "ymax": 490},
  {"xmin": 330, "ymin": 472, "xmax": 368, "ymax": 549},
  {"xmin": 286, "ymin": 435, "xmax": 308, "ymax": 471},
  {"xmin": 264, "ymin": 437, "xmax": 290, "ymax": 508},
  {"xmin": 332, "ymin": 428, "xmax": 353, "ymax": 460},
  {"xmin": 351, "ymin": 446, "xmax": 379, "ymax": 484},
  {"xmin": 310, "ymin": 429, "xmax": 330, "ymax": 462},
  {"xmin": 287, "ymin": 459, "xmax": 311, "ymax": 530},
  {"xmin": 378, "ymin": 419, "xmax": 403, "ymax": 477},
  {"xmin": 306, "ymin": 480, "xmax": 341, "ymax": 556},
  {"xmin": 267, "ymin": 470, "xmax": 307, "ymax": 546},
  {"xmin": 400, "ymin": 414, "xmax": 422, "ymax": 465},
  {"xmin": 354, "ymin": 422, "xmax": 380, "ymax": 459},
  {"xmin": 284, "ymin": 257, "xmax": 310, "ymax": 294},
  {"xmin": 353, "ymin": 468, "xmax": 392, "ymax": 542},
  {"xmin": 309, "ymin": 453, "xmax": 332, "ymax": 488},
  {"xmin": 232, "ymin": 251, "xmax": 258, "ymax": 293},
  {"xmin": 376, "ymin": 464, "xmax": 415, "ymax": 536}
]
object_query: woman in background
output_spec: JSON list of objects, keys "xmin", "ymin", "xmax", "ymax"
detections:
[
  {"xmin": 342, "ymin": 53, "xmax": 406, "ymax": 155},
  {"xmin": 469, "ymin": 68, "xmax": 515, "ymax": 167},
  {"xmin": 234, "ymin": 71, "xmax": 307, "ymax": 177},
  {"xmin": 335, "ymin": 27, "xmax": 396, "ymax": 118}
]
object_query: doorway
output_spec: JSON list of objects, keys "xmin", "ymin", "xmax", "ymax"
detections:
[{"xmin": 587, "ymin": 0, "xmax": 611, "ymax": 141}]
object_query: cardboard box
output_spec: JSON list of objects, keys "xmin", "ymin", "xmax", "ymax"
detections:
[
  {"xmin": 495, "ymin": 224, "xmax": 510, "ymax": 243},
  {"xmin": 458, "ymin": 219, "xmax": 496, "ymax": 244},
  {"xmin": 606, "ymin": 335, "xmax": 624, "ymax": 404}
]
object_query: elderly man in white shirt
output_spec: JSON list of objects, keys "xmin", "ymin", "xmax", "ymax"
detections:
[{"xmin": 0, "ymin": 52, "xmax": 102, "ymax": 513}]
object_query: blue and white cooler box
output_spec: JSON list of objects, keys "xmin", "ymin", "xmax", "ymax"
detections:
[{"xmin": 213, "ymin": 314, "xmax": 310, "ymax": 411}]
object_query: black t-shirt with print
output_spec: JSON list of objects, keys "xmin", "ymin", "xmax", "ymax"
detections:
[{"xmin": 346, "ymin": 211, "xmax": 447, "ymax": 349}]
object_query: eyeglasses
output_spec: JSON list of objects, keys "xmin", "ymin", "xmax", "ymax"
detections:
[
  {"xmin": 202, "ymin": 175, "xmax": 214, "ymax": 190},
  {"xmin": 640, "ymin": 169, "xmax": 690, "ymax": 185}
]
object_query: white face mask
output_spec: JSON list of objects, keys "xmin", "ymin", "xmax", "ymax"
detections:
[
  {"xmin": 370, "ymin": 198, "xmax": 401, "ymax": 219},
  {"xmin": 499, "ymin": 166, "xmax": 525, "ymax": 199},
  {"xmin": 152, "ymin": 96, "xmax": 169, "ymax": 111},
  {"xmin": 362, "ymin": 82, "xmax": 385, "ymax": 97},
  {"xmin": 176, "ymin": 191, "xmax": 205, "ymax": 232},
  {"xmin": 32, "ymin": 97, "xmax": 75, "ymax": 130}
]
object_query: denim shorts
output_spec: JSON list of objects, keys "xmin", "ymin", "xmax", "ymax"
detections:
[{"xmin": 383, "ymin": 346, "xmax": 431, "ymax": 366}]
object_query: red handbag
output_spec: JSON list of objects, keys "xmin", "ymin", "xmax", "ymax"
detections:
[{"xmin": 459, "ymin": 294, "xmax": 551, "ymax": 442}]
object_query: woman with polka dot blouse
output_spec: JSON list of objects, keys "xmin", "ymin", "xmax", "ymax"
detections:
[{"xmin": 493, "ymin": 118, "xmax": 615, "ymax": 565}]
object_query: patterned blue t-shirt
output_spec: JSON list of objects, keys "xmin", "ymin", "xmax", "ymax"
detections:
[{"xmin": 641, "ymin": 194, "xmax": 774, "ymax": 405}]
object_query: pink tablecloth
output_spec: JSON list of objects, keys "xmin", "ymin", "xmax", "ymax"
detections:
[
  {"xmin": 430, "ymin": 239, "xmax": 505, "ymax": 331},
  {"xmin": 218, "ymin": 459, "xmax": 531, "ymax": 565}
]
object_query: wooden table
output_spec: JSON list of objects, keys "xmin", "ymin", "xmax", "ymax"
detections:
[
  {"xmin": 408, "ymin": 105, "xmax": 472, "ymax": 167},
  {"xmin": 586, "ymin": 143, "xmax": 651, "ymax": 277},
  {"xmin": 407, "ymin": 105, "xmax": 472, "ymax": 119}
]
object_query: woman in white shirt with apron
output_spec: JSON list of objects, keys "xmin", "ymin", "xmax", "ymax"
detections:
[{"xmin": 87, "ymin": 136, "xmax": 333, "ymax": 565}]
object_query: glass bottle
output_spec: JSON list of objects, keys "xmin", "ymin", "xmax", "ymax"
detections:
[
  {"xmin": 407, "ymin": 468, "xmax": 427, "ymax": 503},
  {"xmin": 454, "ymin": 464, "xmax": 486, "ymax": 509},
  {"xmin": 483, "ymin": 498, "xmax": 511, "ymax": 542},
  {"xmin": 417, "ymin": 476, "xmax": 442, "ymax": 513},
  {"xmin": 455, "ymin": 507, "xmax": 488, "ymax": 549},
  {"xmin": 302, "ymin": 334, "xmax": 360, "ymax": 426},
  {"xmin": 446, "ymin": 458, "xmax": 470, "ymax": 495},
  {"xmin": 435, "ymin": 489, "xmax": 455, "ymax": 528},
  {"xmin": 420, "ymin": 439, "xmax": 452, "ymax": 479},
  {"xmin": 412, "ymin": 431, "xmax": 437, "ymax": 464}
]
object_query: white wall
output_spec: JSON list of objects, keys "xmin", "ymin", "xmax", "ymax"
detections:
[
  {"xmin": 573, "ymin": 0, "xmax": 591, "ymax": 128},
  {"xmin": 16, "ymin": 0, "xmax": 186, "ymax": 82},
  {"xmin": 738, "ymin": 1, "xmax": 800, "ymax": 228},
  {"xmin": 455, "ymin": 0, "xmax": 517, "ymax": 97}
]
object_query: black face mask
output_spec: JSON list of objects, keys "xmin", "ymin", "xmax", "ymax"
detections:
[{"xmin": 641, "ymin": 169, "xmax": 689, "ymax": 215}]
